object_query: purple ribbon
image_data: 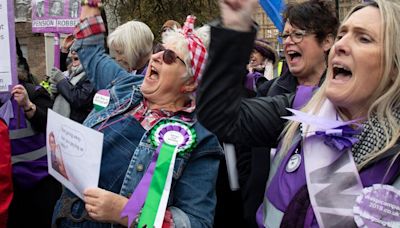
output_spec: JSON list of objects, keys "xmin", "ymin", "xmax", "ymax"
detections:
[
  {"xmin": 0, "ymin": 93, "xmax": 13, "ymax": 126},
  {"xmin": 283, "ymin": 108, "xmax": 363, "ymax": 152},
  {"xmin": 315, "ymin": 125, "xmax": 362, "ymax": 151},
  {"xmin": 120, "ymin": 144, "xmax": 161, "ymax": 226}
]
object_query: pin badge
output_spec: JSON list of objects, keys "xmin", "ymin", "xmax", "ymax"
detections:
[
  {"xmin": 93, "ymin": 89, "xmax": 110, "ymax": 111},
  {"xmin": 286, "ymin": 153, "xmax": 301, "ymax": 173}
]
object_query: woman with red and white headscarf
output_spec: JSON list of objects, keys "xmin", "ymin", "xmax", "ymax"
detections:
[{"xmin": 51, "ymin": 1, "xmax": 222, "ymax": 228}]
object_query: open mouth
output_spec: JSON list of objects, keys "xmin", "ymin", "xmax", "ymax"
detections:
[
  {"xmin": 148, "ymin": 66, "xmax": 159, "ymax": 81},
  {"xmin": 333, "ymin": 64, "xmax": 352, "ymax": 81},
  {"xmin": 72, "ymin": 58, "xmax": 80, "ymax": 67},
  {"xmin": 287, "ymin": 50, "xmax": 302, "ymax": 62},
  {"xmin": 249, "ymin": 59, "xmax": 258, "ymax": 66}
]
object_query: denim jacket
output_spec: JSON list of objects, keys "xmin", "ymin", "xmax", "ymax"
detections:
[{"xmin": 52, "ymin": 34, "xmax": 223, "ymax": 228}]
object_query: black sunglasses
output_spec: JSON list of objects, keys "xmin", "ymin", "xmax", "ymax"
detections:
[{"xmin": 153, "ymin": 44, "xmax": 186, "ymax": 66}]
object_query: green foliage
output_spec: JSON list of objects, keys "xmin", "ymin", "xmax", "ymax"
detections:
[{"xmin": 103, "ymin": 0, "xmax": 219, "ymax": 41}]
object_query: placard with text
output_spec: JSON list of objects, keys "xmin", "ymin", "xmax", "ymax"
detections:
[
  {"xmin": 47, "ymin": 109, "xmax": 103, "ymax": 199},
  {"xmin": 32, "ymin": 0, "xmax": 81, "ymax": 34},
  {"xmin": 0, "ymin": 0, "xmax": 17, "ymax": 92}
]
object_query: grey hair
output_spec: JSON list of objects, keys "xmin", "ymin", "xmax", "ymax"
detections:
[
  {"xmin": 107, "ymin": 20, "xmax": 154, "ymax": 70},
  {"xmin": 161, "ymin": 24, "xmax": 210, "ymax": 81}
]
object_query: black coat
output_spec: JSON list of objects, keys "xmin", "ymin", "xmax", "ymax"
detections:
[
  {"xmin": 22, "ymin": 81, "xmax": 53, "ymax": 132},
  {"xmin": 257, "ymin": 70, "xmax": 298, "ymax": 97},
  {"xmin": 56, "ymin": 75, "xmax": 95, "ymax": 123},
  {"xmin": 196, "ymin": 21, "xmax": 294, "ymax": 228},
  {"xmin": 197, "ymin": 21, "xmax": 293, "ymax": 146},
  {"xmin": 237, "ymin": 67, "xmax": 299, "ymax": 227}
]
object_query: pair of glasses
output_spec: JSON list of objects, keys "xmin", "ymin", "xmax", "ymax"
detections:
[
  {"xmin": 278, "ymin": 30, "xmax": 310, "ymax": 44},
  {"xmin": 153, "ymin": 44, "xmax": 186, "ymax": 66}
]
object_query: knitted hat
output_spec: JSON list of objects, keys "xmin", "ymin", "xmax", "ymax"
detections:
[
  {"xmin": 254, "ymin": 39, "xmax": 278, "ymax": 66},
  {"xmin": 182, "ymin": 15, "xmax": 207, "ymax": 81}
]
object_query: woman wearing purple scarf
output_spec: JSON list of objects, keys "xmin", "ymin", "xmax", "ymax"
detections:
[{"xmin": 197, "ymin": 0, "xmax": 400, "ymax": 227}]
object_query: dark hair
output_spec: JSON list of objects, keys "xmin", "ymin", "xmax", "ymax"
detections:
[
  {"xmin": 17, "ymin": 58, "xmax": 29, "ymax": 74},
  {"xmin": 283, "ymin": 0, "xmax": 339, "ymax": 44}
]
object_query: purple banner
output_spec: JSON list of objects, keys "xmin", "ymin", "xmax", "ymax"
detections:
[
  {"xmin": 32, "ymin": 0, "xmax": 81, "ymax": 34},
  {"xmin": 0, "ymin": 0, "xmax": 18, "ymax": 92}
]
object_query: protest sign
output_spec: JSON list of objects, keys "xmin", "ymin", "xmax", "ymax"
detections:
[
  {"xmin": 47, "ymin": 109, "xmax": 103, "ymax": 199},
  {"xmin": 32, "ymin": 0, "xmax": 81, "ymax": 34},
  {"xmin": 0, "ymin": 0, "xmax": 17, "ymax": 92}
]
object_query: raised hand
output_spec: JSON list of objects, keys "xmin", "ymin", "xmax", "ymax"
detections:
[
  {"xmin": 49, "ymin": 67, "xmax": 65, "ymax": 84},
  {"xmin": 219, "ymin": 0, "xmax": 258, "ymax": 31},
  {"xmin": 61, "ymin": 34, "xmax": 75, "ymax": 53},
  {"xmin": 11, "ymin": 84, "xmax": 31, "ymax": 110}
]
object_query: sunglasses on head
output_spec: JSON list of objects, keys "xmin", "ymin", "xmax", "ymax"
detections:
[{"xmin": 153, "ymin": 44, "xmax": 186, "ymax": 66}]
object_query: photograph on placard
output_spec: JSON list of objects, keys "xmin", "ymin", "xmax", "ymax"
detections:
[
  {"xmin": 49, "ymin": 0, "xmax": 64, "ymax": 17},
  {"xmin": 69, "ymin": 0, "xmax": 79, "ymax": 18},
  {"xmin": 33, "ymin": 0, "xmax": 45, "ymax": 17},
  {"xmin": 48, "ymin": 131, "xmax": 69, "ymax": 180}
]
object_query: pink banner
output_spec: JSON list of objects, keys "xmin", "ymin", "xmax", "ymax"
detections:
[{"xmin": 31, "ymin": 0, "xmax": 81, "ymax": 34}]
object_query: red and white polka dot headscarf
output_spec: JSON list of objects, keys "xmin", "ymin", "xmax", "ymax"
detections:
[{"xmin": 182, "ymin": 15, "xmax": 208, "ymax": 81}]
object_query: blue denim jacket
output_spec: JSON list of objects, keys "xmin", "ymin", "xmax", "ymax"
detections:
[{"xmin": 52, "ymin": 34, "xmax": 223, "ymax": 228}]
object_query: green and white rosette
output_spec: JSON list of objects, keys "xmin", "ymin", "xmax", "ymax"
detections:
[{"xmin": 138, "ymin": 119, "xmax": 196, "ymax": 228}]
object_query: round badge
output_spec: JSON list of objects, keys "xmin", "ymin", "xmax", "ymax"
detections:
[
  {"xmin": 150, "ymin": 120, "xmax": 196, "ymax": 155},
  {"xmin": 163, "ymin": 131, "xmax": 185, "ymax": 146},
  {"xmin": 353, "ymin": 184, "xmax": 400, "ymax": 228},
  {"xmin": 93, "ymin": 90, "xmax": 110, "ymax": 111},
  {"xmin": 285, "ymin": 153, "xmax": 302, "ymax": 173}
]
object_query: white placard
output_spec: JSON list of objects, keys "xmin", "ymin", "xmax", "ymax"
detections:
[
  {"xmin": 47, "ymin": 109, "xmax": 103, "ymax": 199},
  {"xmin": 0, "ymin": 0, "xmax": 17, "ymax": 92}
]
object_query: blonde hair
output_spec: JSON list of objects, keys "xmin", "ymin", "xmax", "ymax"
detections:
[
  {"xmin": 279, "ymin": 0, "xmax": 400, "ymax": 169},
  {"xmin": 107, "ymin": 20, "xmax": 154, "ymax": 70}
]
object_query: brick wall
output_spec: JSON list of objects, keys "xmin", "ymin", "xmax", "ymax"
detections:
[{"xmin": 15, "ymin": 22, "xmax": 47, "ymax": 82}]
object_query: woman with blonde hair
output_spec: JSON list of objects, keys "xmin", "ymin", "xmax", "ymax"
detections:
[{"xmin": 197, "ymin": 0, "xmax": 400, "ymax": 227}]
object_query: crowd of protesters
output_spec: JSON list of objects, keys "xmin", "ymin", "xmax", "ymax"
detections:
[{"xmin": 1, "ymin": 0, "xmax": 400, "ymax": 227}]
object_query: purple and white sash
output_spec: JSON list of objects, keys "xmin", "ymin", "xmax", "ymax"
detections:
[{"xmin": 286, "ymin": 99, "xmax": 363, "ymax": 227}]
